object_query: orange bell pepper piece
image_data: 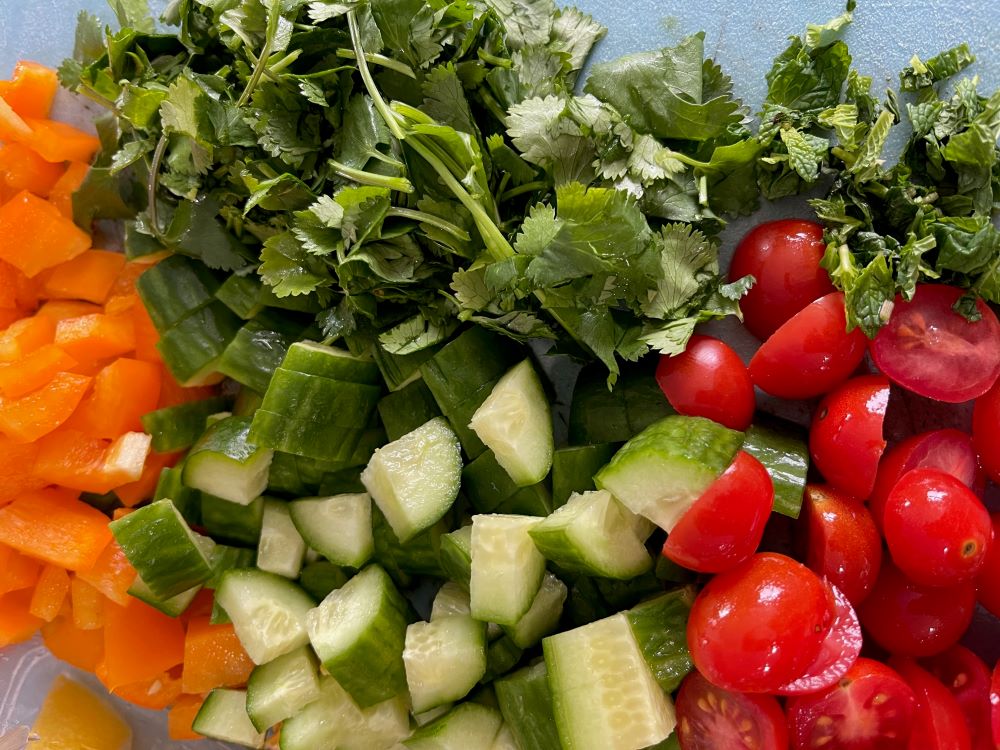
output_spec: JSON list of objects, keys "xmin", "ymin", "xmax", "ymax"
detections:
[
  {"xmin": 48, "ymin": 161, "xmax": 91, "ymax": 218},
  {"xmin": 157, "ymin": 371, "xmax": 218, "ymax": 409},
  {"xmin": 0, "ymin": 61, "xmax": 58, "ymax": 119},
  {"xmin": 0, "ymin": 436, "xmax": 44, "ymax": 507},
  {"xmin": 33, "ymin": 430, "xmax": 150, "ymax": 494},
  {"xmin": 54, "ymin": 313, "xmax": 134, "ymax": 363},
  {"xmin": 115, "ymin": 449, "xmax": 180, "ymax": 508},
  {"xmin": 0, "ymin": 343, "xmax": 77, "ymax": 398},
  {"xmin": 23, "ymin": 118, "xmax": 101, "ymax": 164},
  {"xmin": 0, "ymin": 96, "xmax": 33, "ymax": 143},
  {"xmin": 168, "ymin": 694, "xmax": 206, "ymax": 740},
  {"xmin": 102, "ymin": 597, "xmax": 186, "ymax": 690},
  {"xmin": 0, "ymin": 314, "xmax": 55, "ymax": 361},
  {"xmin": 112, "ymin": 669, "xmax": 183, "ymax": 710},
  {"xmin": 41, "ymin": 613, "xmax": 105, "ymax": 672},
  {"xmin": 0, "ymin": 190, "xmax": 91, "ymax": 277},
  {"xmin": 40, "ymin": 250, "xmax": 127, "ymax": 304},
  {"xmin": 0, "ymin": 542, "xmax": 42, "ymax": 595},
  {"xmin": 70, "ymin": 575, "xmax": 105, "ymax": 631},
  {"xmin": 0, "ymin": 371, "xmax": 91, "ymax": 442},
  {"xmin": 0, "ymin": 141, "xmax": 65, "ymax": 197},
  {"xmin": 76, "ymin": 540, "xmax": 136, "ymax": 607},
  {"xmin": 180, "ymin": 616, "xmax": 256, "ymax": 694},
  {"xmin": 64, "ymin": 357, "xmax": 160, "ymax": 438},
  {"xmin": 0, "ymin": 488, "xmax": 112, "ymax": 570},
  {"xmin": 0, "ymin": 589, "xmax": 44, "ymax": 647},
  {"xmin": 30, "ymin": 564, "xmax": 71, "ymax": 622}
]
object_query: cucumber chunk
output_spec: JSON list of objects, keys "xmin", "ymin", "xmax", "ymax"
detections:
[
  {"xmin": 298, "ymin": 561, "xmax": 349, "ymax": 601},
  {"xmin": 127, "ymin": 575, "xmax": 201, "ymax": 618},
  {"xmin": 378, "ymin": 378, "xmax": 442, "ymax": 442},
  {"xmin": 215, "ymin": 568, "xmax": 315, "ymax": 664},
  {"xmin": 470, "ymin": 514, "xmax": 546, "ymax": 626},
  {"xmin": 595, "ymin": 415, "xmax": 743, "ymax": 531},
  {"xmin": 257, "ymin": 499, "xmax": 307, "ymax": 579},
  {"xmin": 495, "ymin": 662, "xmax": 562, "ymax": 750},
  {"xmin": 431, "ymin": 581, "xmax": 471, "ymax": 620},
  {"xmin": 283, "ymin": 341, "xmax": 380, "ymax": 384},
  {"xmin": 544, "ymin": 613, "xmax": 677, "ymax": 750},
  {"xmin": 246, "ymin": 646, "xmax": 322, "ymax": 732},
  {"xmin": 192, "ymin": 689, "xmax": 265, "ymax": 748},
  {"xmin": 361, "ymin": 417, "xmax": 462, "ymax": 543},
  {"xmin": 440, "ymin": 525, "xmax": 473, "ymax": 585},
  {"xmin": 530, "ymin": 490, "xmax": 652, "ymax": 579},
  {"xmin": 404, "ymin": 615, "xmax": 487, "ymax": 713},
  {"xmin": 289, "ymin": 493, "xmax": 374, "ymax": 568},
  {"xmin": 552, "ymin": 444, "xmax": 617, "ymax": 507},
  {"xmin": 279, "ymin": 676, "xmax": 363, "ymax": 750},
  {"xmin": 184, "ymin": 416, "xmax": 273, "ymax": 506},
  {"xmin": 469, "ymin": 359, "xmax": 553, "ymax": 487},
  {"xmin": 503, "ymin": 572, "xmax": 567, "ymax": 649},
  {"xmin": 404, "ymin": 702, "xmax": 503, "ymax": 750},
  {"xmin": 625, "ymin": 589, "xmax": 695, "ymax": 693},
  {"xmin": 742, "ymin": 421, "xmax": 809, "ymax": 519}
]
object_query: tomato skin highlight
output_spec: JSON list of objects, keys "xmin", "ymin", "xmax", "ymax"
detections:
[
  {"xmin": 975, "ymin": 514, "xmax": 1000, "ymax": 619},
  {"xmin": 857, "ymin": 560, "xmax": 976, "ymax": 657},
  {"xmin": 800, "ymin": 484, "xmax": 882, "ymax": 605},
  {"xmin": 749, "ymin": 292, "xmax": 867, "ymax": 400},
  {"xmin": 990, "ymin": 662, "xmax": 1000, "ymax": 750},
  {"xmin": 809, "ymin": 374, "xmax": 889, "ymax": 500},
  {"xmin": 972, "ymin": 380, "xmax": 1000, "ymax": 484},
  {"xmin": 728, "ymin": 219, "xmax": 835, "ymax": 341},
  {"xmin": 921, "ymin": 645, "xmax": 993, "ymax": 750},
  {"xmin": 871, "ymin": 284, "xmax": 1000, "ymax": 403},
  {"xmin": 654, "ymin": 335, "xmax": 755, "ymax": 431},
  {"xmin": 687, "ymin": 552, "xmax": 833, "ymax": 693},
  {"xmin": 662, "ymin": 451, "xmax": 774, "ymax": 573},
  {"xmin": 675, "ymin": 670, "xmax": 789, "ymax": 750},
  {"xmin": 889, "ymin": 656, "xmax": 972, "ymax": 750},
  {"xmin": 786, "ymin": 657, "xmax": 917, "ymax": 750}
]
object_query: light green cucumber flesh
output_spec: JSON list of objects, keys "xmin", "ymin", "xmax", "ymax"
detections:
[
  {"xmin": 256, "ymin": 499, "xmax": 307, "ymax": 579},
  {"xmin": 246, "ymin": 646, "xmax": 322, "ymax": 732},
  {"xmin": 404, "ymin": 702, "xmax": 504, "ymax": 750},
  {"xmin": 404, "ymin": 615, "xmax": 487, "ymax": 713},
  {"xmin": 192, "ymin": 689, "xmax": 265, "ymax": 748},
  {"xmin": 502, "ymin": 572, "xmax": 567, "ymax": 649},
  {"xmin": 126, "ymin": 575, "xmax": 201, "ymax": 618},
  {"xmin": 289, "ymin": 493, "xmax": 374, "ymax": 568},
  {"xmin": 282, "ymin": 341, "xmax": 380, "ymax": 384},
  {"xmin": 183, "ymin": 416, "xmax": 273, "ymax": 506},
  {"xmin": 430, "ymin": 581, "xmax": 472, "ymax": 620},
  {"xmin": 469, "ymin": 514, "xmax": 546, "ymax": 626}
]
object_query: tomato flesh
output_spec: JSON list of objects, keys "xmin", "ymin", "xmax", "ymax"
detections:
[
  {"xmin": 728, "ymin": 219, "xmax": 835, "ymax": 341},
  {"xmin": 662, "ymin": 451, "xmax": 774, "ymax": 573},
  {"xmin": 786, "ymin": 657, "xmax": 917, "ymax": 750},
  {"xmin": 890, "ymin": 657, "xmax": 972, "ymax": 750},
  {"xmin": 871, "ymin": 284, "xmax": 1000, "ymax": 403},
  {"xmin": 809, "ymin": 374, "xmax": 889, "ymax": 499},
  {"xmin": 687, "ymin": 552, "xmax": 833, "ymax": 693},
  {"xmin": 921, "ymin": 645, "xmax": 993, "ymax": 750},
  {"xmin": 749, "ymin": 292, "xmax": 867, "ymax": 400},
  {"xmin": 675, "ymin": 670, "xmax": 788, "ymax": 750},
  {"xmin": 972, "ymin": 380, "xmax": 1000, "ymax": 484}
]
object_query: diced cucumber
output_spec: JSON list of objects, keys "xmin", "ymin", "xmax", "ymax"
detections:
[
  {"xmin": 568, "ymin": 368, "xmax": 674, "ymax": 445},
  {"xmin": 414, "ymin": 703, "xmax": 453, "ymax": 727},
  {"xmin": 216, "ymin": 273, "xmax": 265, "ymax": 319},
  {"xmin": 153, "ymin": 466, "xmax": 202, "ymax": 526},
  {"xmin": 470, "ymin": 515, "xmax": 546, "ymax": 626},
  {"xmin": 374, "ymin": 341, "xmax": 441, "ymax": 392},
  {"xmin": 483, "ymin": 635, "xmax": 524, "ymax": 684},
  {"xmin": 141, "ymin": 396, "xmax": 229, "ymax": 453},
  {"xmin": 544, "ymin": 613, "xmax": 676, "ymax": 750},
  {"xmin": 289, "ymin": 493, "xmax": 373, "ymax": 569},
  {"xmin": 306, "ymin": 564, "xmax": 409, "ymax": 707},
  {"xmin": 353, "ymin": 694, "xmax": 412, "ymax": 750},
  {"xmin": 361, "ymin": 417, "xmax": 462, "ymax": 543},
  {"xmin": 200, "ymin": 494, "xmax": 264, "ymax": 547},
  {"xmin": 495, "ymin": 662, "xmax": 562, "ymax": 750},
  {"xmin": 378, "ymin": 378, "xmax": 442, "ymax": 442},
  {"xmin": 654, "ymin": 555, "xmax": 697, "ymax": 585},
  {"xmin": 595, "ymin": 415, "xmax": 743, "ymax": 531},
  {"xmin": 282, "ymin": 341, "xmax": 380, "ymax": 384},
  {"xmin": 503, "ymin": 572, "xmax": 567, "ymax": 649},
  {"xmin": 298, "ymin": 560, "xmax": 349, "ymax": 601},
  {"xmin": 208, "ymin": 545, "xmax": 256, "ymax": 588},
  {"xmin": 492, "ymin": 724, "xmax": 519, "ymax": 750},
  {"xmin": 109, "ymin": 500, "xmax": 214, "ymax": 599},
  {"xmin": 157, "ymin": 301, "xmax": 243, "ymax": 386},
  {"xmin": 257, "ymin": 499, "xmax": 307, "ymax": 579},
  {"xmin": 404, "ymin": 702, "xmax": 504, "ymax": 750},
  {"xmin": 431, "ymin": 581, "xmax": 471, "ymax": 620},
  {"xmin": 742, "ymin": 422, "xmax": 809, "ymax": 519},
  {"xmin": 136, "ymin": 254, "xmax": 221, "ymax": 332},
  {"xmin": 246, "ymin": 646, "xmax": 322, "ymax": 732},
  {"xmin": 217, "ymin": 315, "xmax": 302, "ymax": 395},
  {"xmin": 260, "ymin": 368, "xmax": 382, "ymax": 427},
  {"xmin": 404, "ymin": 615, "xmax": 487, "ymax": 713},
  {"xmin": 215, "ymin": 568, "xmax": 315, "ymax": 664},
  {"xmin": 440, "ymin": 525, "xmax": 473, "ymax": 585},
  {"xmin": 184, "ymin": 416, "xmax": 273, "ymax": 506},
  {"xmin": 372, "ymin": 510, "xmax": 446, "ymax": 580},
  {"xmin": 530, "ymin": 490, "xmax": 653, "ymax": 579},
  {"xmin": 279, "ymin": 676, "xmax": 364, "ymax": 750},
  {"xmin": 469, "ymin": 359, "xmax": 553, "ymax": 487},
  {"xmin": 625, "ymin": 589, "xmax": 695, "ymax": 693},
  {"xmin": 127, "ymin": 575, "xmax": 201, "ymax": 618},
  {"xmin": 463, "ymin": 450, "xmax": 551, "ymax": 516},
  {"xmin": 192, "ymin": 689, "xmax": 265, "ymax": 748},
  {"xmin": 249, "ymin": 409, "xmax": 370, "ymax": 463},
  {"xmin": 552, "ymin": 444, "xmax": 617, "ymax": 508}
]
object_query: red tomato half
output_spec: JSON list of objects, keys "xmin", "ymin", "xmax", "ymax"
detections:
[
  {"xmin": 655, "ymin": 335, "xmax": 755, "ymax": 431},
  {"xmin": 975, "ymin": 514, "xmax": 1000, "ymax": 619},
  {"xmin": 786, "ymin": 657, "xmax": 917, "ymax": 750},
  {"xmin": 749, "ymin": 292, "xmax": 867, "ymax": 400},
  {"xmin": 809, "ymin": 375, "xmax": 889, "ymax": 499},
  {"xmin": 687, "ymin": 553, "xmax": 833, "ymax": 693},
  {"xmin": 857, "ymin": 560, "xmax": 976, "ymax": 657},
  {"xmin": 921, "ymin": 645, "xmax": 993, "ymax": 750},
  {"xmin": 662, "ymin": 451, "xmax": 774, "ymax": 573},
  {"xmin": 868, "ymin": 428, "xmax": 981, "ymax": 534},
  {"xmin": 883, "ymin": 468, "xmax": 993, "ymax": 587},
  {"xmin": 675, "ymin": 671, "xmax": 789, "ymax": 750},
  {"xmin": 889, "ymin": 657, "xmax": 972, "ymax": 750},
  {"xmin": 871, "ymin": 284, "xmax": 1000, "ymax": 403},
  {"xmin": 800, "ymin": 484, "xmax": 882, "ymax": 605},
  {"xmin": 972, "ymin": 380, "xmax": 1000, "ymax": 484},
  {"xmin": 728, "ymin": 219, "xmax": 835, "ymax": 340}
]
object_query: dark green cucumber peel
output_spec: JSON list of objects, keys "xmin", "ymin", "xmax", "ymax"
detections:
[
  {"xmin": 495, "ymin": 662, "xmax": 562, "ymax": 750},
  {"xmin": 156, "ymin": 301, "xmax": 243, "ymax": 385},
  {"xmin": 462, "ymin": 450, "xmax": 550, "ymax": 516},
  {"xmin": 378, "ymin": 378, "xmax": 442, "ymax": 442},
  {"xmin": 625, "ymin": 587, "xmax": 695, "ymax": 693},
  {"xmin": 742, "ymin": 421, "xmax": 810, "ymax": 519},
  {"xmin": 136, "ymin": 254, "xmax": 222, "ymax": 332},
  {"xmin": 551, "ymin": 444, "xmax": 617, "ymax": 508},
  {"xmin": 216, "ymin": 315, "xmax": 305, "ymax": 395},
  {"xmin": 199, "ymin": 494, "xmax": 264, "ymax": 547},
  {"xmin": 142, "ymin": 397, "xmax": 229, "ymax": 453}
]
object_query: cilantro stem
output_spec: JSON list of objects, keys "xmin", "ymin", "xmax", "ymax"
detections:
[
  {"xmin": 328, "ymin": 159, "xmax": 415, "ymax": 193},
  {"xmin": 347, "ymin": 10, "xmax": 405, "ymax": 141},
  {"xmin": 336, "ymin": 49, "xmax": 416, "ymax": 79},
  {"xmin": 237, "ymin": 1, "xmax": 281, "ymax": 108},
  {"xmin": 386, "ymin": 207, "xmax": 471, "ymax": 242},
  {"xmin": 500, "ymin": 181, "xmax": 549, "ymax": 202},
  {"xmin": 147, "ymin": 133, "xmax": 169, "ymax": 242}
]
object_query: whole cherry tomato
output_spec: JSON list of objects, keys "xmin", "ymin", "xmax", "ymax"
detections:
[
  {"xmin": 675, "ymin": 671, "xmax": 789, "ymax": 750},
  {"xmin": 972, "ymin": 380, "xmax": 1000, "ymax": 484},
  {"xmin": 921, "ymin": 645, "xmax": 993, "ymax": 750},
  {"xmin": 975, "ymin": 514, "xmax": 1000, "ymax": 619}
]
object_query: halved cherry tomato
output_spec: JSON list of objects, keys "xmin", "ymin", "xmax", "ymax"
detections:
[
  {"xmin": 655, "ymin": 335, "xmax": 755, "ymax": 431},
  {"xmin": 857, "ymin": 560, "xmax": 976, "ymax": 657},
  {"xmin": 883, "ymin": 468, "xmax": 992, "ymax": 587},
  {"xmin": 972, "ymin": 380, "xmax": 1000, "ymax": 484},
  {"xmin": 871, "ymin": 284, "xmax": 1000, "ymax": 403},
  {"xmin": 976, "ymin": 514, "xmax": 1000, "ymax": 619},
  {"xmin": 889, "ymin": 656, "xmax": 972, "ymax": 750},
  {"xmin": 687, "ymin": 552, "xmax": 833, "ymax": 693},
  {"xmin": 662, "ymin": 451, "xmax": 773, "ymax": 573},
  {"xmin": 809, "ymin": 375, "xmax": 889, "ymax": 499},
  {"xmin": 786, "ymin": 657, "xmax": 916, "ymax": 750},
  {"xmin": 921, "ymin": 645, "xmax": 993, "ymax": 750},
  {"xmin": 800, "ymin": 484, "xmax": 881, "ymax": 605},
  {"xmin": 728, "ymin": 219, "xmax": 835, "ymax": 341},
  {"xmin": 749, "ymin": 292, "xmax": 867, "ymax": 400},
  {"xmin": 869, "ymin": 428, "xmax": 981, "ymax": 534},
  {"xmin": 675, "ymin": 670, "xmax": 789, "ymax": 750}
]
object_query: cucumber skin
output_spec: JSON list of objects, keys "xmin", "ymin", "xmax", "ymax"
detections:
[
  {"xmin": 568, "ymin": 369, "xmax": 674, "ymax": 445},
  {"xmin": 187, "ymin": 415, "xmax": 265, "ymax": 465},
  {"xmin": 372, "ymin": 508, "xmax": 446, "ymax": 579},
  {"xmin": 482, "ymin": 635, "xmax": 524, "ymax": 684},
  {"xmin": 153, "ymin": 466, "xmax": 202, "ymax": 527},
  {"xmin": 199, "ymin": 494, "xmax": 264, "ymax": 547},
  {"xmin": 192, "ymin": 689, "xmax": 265, "ymax": 748},
  {"xmin": 440, "ymin": 526, "xmax": 473, "ymax": 586},
  {"xmin": 248, "ymin": 409, "xmax": 370, "ymax": 462},
  {"xmin": 246, "ymin": 647, "xmax": 322, "ymax": 732},
  {"xmin": 463, "ymin": 450, "xmax": 551, "ymax": 516},
  {"xmin": 404, "ymin": 702, "xmax": 504, "ymax": 750},
  {"xmin": 552, "ymin": 444, "xmax": 617, "ymax": 508},
  {"xmin": 157, "ymin": 301, "xmax": 243, "ymax": 385},
  {"xmin": 373, "ymin": 341, "xmax": 441, "ymax": 392},
  {"xmin": 261, "ymin": 368, "xmax": 382, "ymax": 427},
  {"xmin": 742, "ymin": 422, "xmax": 809, "ymax": 519},
  {"xmin": 378, "ymin": 378, "xmax": 442, "ymax": 442},
  {"xmin": 215, "ymin": 273, "xmax": 265, "ymax": 319},
  {"xmin": 217, "ymin": 318, "xmax": 301, "ymax": 395},
  {"xmin": 142, "ymin": 397, "xmax": 229, "ymax": 453},
  {"xmin": 298, "ymin": 561, "xmax": 349, "ymax": 601},
  {"xmin": 625, "ymin": 588, "xmax": 695, "ymax": 693},
  {"xmin": 283, "ymin": 341, "xmax": 380, "ymax": 384},
  {"xmin": 137, "ymin": 254, "xmax": 221, "ymax": 332},
  {"xmin": 495, "ymin": 662, "xmax": 562, "ymax": 750}
]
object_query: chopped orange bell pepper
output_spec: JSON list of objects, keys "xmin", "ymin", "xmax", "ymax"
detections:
[
  {"xmin": 102, "ymin": 597, "xmax": 186, "ymax": 690},
  {"xmin": 0, "ymin": 589, "xmax": 44, "ymax": 647},
  {"xmin": 0, "ymin": 314, "xmax": 55, "ymax": 361},
  {"xmin": 0, "ymin": 61, "xmax": 58, "ymax": 119},
  {"xmin": 32, "ymin": 429, "xmax": 108, "ymax": 490},
  {"xmin": 0, "ymin": 343, "xmax": 77, "ymax": 398},
  {"xmin": 23, "ymin": 118, "xmax": 101, "ymax": 164},
  {"xmin": 0, "ymin": 190, "xmax": 91, "ymax": 277},
  {"xmin": 168, "ymin": 693, "xmax": 206, "ymax": 740},
  {"xmin": 157, "ymin": 372, "xmax": 218, "ymax": 409},
  {"xmin": 40, "ymin": 250, "xmax": 127, "ymax": 304},
  {"xmin": 181, "ymin": 616, "xmax": 256, "ymax": 694},
  {"xmin": 0, "ymin": 488, "xmax": 112, "ymax": 570},
  {"xmin": 76, "ymin": 540, "xmax": 136, "ymax": 607},
  {"xmin": 115, "ymin": 450, "xmax": 180, "ymax": 508},
  {"xmin": 42, "ymin": 613, "xmax": 104, "ymax": 672},
  {"xmin": 0, "ymin": 542, "xmax": 41, "ymax": 595},
  {"xmin": 0, "ymin": 96, "xmax": 33, "ymax": 143},
  {"xmin": 54, "ymin": 313, "xmax": 134, "ymax": 363},
  {"xmin": 48, "ymin": 161, "xmax": 91, "ymax": 218},
  {"xmin": 0, "ymin": 436, "xmax": 43, "ymax": 507},
  {"xmin": 64, "ymin": 357, "xmax": 160, "ymax": 438},
  {"xmin": 0, "ymin": 142, "xmax": 65, "ymax": 197},
  {"xmin": 70, "ymin": 574, "xmax": 105, "ymax": 630},
  {"xmin": 35, "ymin": 299, "xmax": 103, "ymax": 322},
  {"xmin": 30, "ymin": 564, "xmax": 71, "ymax": 622},
  {"xmin": 112, "ymin": 669, "xmax": 183, "ymax": 710},
  {"xmin": 0, "ymin": 371, "xmax": 91, "ymax": 442}
]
